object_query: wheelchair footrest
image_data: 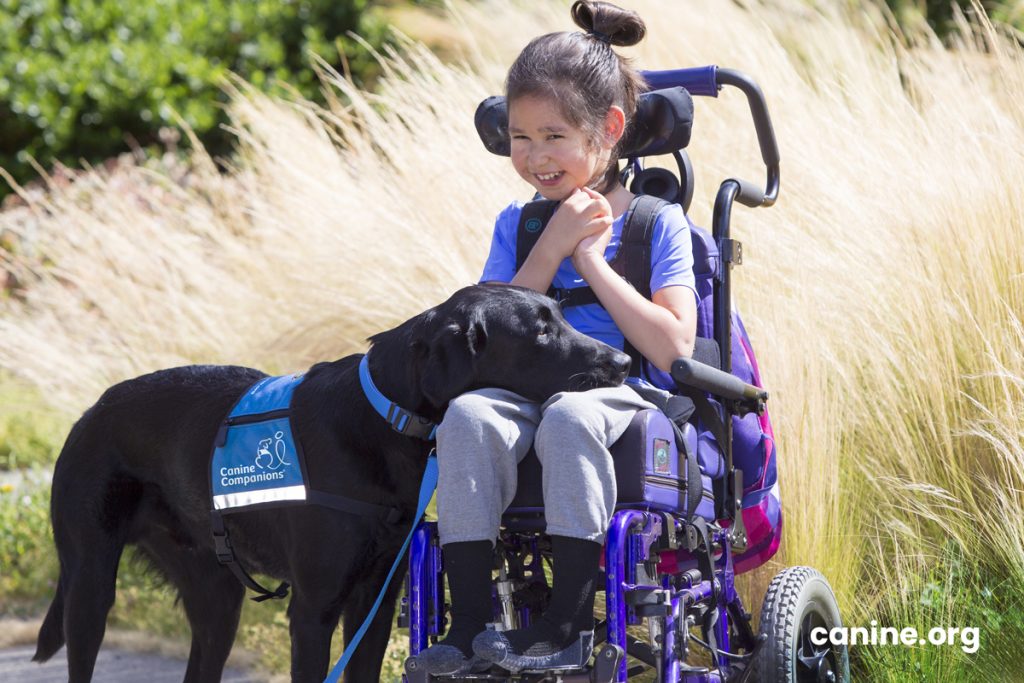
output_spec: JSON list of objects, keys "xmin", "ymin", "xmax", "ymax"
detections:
[
  {"xmin": 406, "ymin": 644, "xmax": 624, "ymax": 683},
  {"xmin": 595, "ymin": 644, "xmax": 625, "ymax": 683},
  {"xmin": 558, "ymin": 644, "xmax": 624, "ymax": 683}
]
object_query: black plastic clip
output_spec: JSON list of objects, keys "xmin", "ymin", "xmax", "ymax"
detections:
[
  {"xmin": 656, "ymin": 511, "xmax": 679, "ymax": 551},
  {"xmin": 626, "ymin": 588, "xmax": 673, "ymax": 617},
  {"xmin": 210, "ymin": 514, "xmax": 234, "ymax": 564},
  {"xmin": 385, "ymin": 403, "xmax": 435, "ymax": 440},
  {"xmin": 722, "ymin": 238, "xmax": 743, "ymax": 265}
]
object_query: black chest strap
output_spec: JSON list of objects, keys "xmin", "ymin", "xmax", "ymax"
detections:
[
  {"xmin": 515, "ymin": 199, "xmax": 560, "ymax": 270},
  {"xmin": 515, "ymin": 194, "xmax": 669, "ymax": 377}
]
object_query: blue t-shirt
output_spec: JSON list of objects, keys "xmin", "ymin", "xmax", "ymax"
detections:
[{"xmin": 479, "ymin": 199, "xmax": 697, "ymax": 390}]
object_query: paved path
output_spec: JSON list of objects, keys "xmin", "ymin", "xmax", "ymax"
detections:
[{"xmin": 0, "ymin": 645, "xmax": 268, "ymax": 682}]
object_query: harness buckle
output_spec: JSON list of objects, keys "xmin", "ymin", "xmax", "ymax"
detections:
[
  {"xmin": 385, "ymin": 403, "xmax": 435, "ymax": 440},
  {"xmin": 211, "ymin": 526, "xmax": 234, "ymax": 564},
  {"xmin": 385, "ymin": 402, "xmax": 411, "ymax": 433}
]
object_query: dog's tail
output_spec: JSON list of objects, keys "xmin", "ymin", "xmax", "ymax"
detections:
[{"xmin": 33, "ymin": 578, "xmax": 65, "ymax": 662}]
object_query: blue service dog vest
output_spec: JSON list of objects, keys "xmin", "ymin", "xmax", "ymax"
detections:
[
  {"xmin": 211, "ymin": 373, "xmax": 308, "ymax": 510},
  {"xmin": 208, "ymin": 372, "xmax": 403, "ymax": 601}
]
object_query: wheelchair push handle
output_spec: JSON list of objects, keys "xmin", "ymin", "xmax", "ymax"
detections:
[
  {"xmin": 640, "ymin": 66, "xmax": 781, "ymax": 207},
  {"xmin": 670, "ymin": 356, "xmax": 768, "ymax": 411}
]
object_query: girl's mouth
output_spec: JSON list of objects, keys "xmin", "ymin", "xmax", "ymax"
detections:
[{"xmin": 534, "ymin": 171, "xmax": 564, "ymax": 187}]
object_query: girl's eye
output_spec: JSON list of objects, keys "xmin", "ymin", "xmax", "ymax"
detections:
[{"xmin": 546, "ymin": 134, "xmax": 563, "ymax": 141}]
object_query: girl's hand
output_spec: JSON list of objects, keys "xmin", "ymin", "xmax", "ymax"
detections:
[
  {"xmin": 572, "ymin": 222, "xmax": 613, "ymax": 276},
  {"xmin": 540, "ymin": 187, "xmax": 613, "ymax": 259}
]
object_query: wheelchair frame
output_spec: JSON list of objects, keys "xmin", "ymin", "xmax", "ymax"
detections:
[{"xmin": 401, "ymin": 66, "xmax": 786, "ymax": 683}]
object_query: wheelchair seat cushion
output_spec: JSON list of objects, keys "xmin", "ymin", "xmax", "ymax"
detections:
[{"xmin": 503, "ymin": 409, "xmax": 718, "ymax": 529}]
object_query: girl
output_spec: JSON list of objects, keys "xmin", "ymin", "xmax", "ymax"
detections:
[{"xmin": 412, "ymin": 0, "xmax": 698, "ymax": 675}]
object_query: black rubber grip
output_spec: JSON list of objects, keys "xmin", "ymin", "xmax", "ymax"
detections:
[
  {"xmin": 733, "ymin": 177, "xmax": 765, "ymax": 208},
  {"xmin": 670, "ymin": 357, "xmax": 768, "ymax": 402}
]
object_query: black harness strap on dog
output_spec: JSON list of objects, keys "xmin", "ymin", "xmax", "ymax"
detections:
[
  {"xmin": 515, "ymin": 194, "xmax": 668, "ymax": 379},
  {"xmin": 210, "ymin": 489, "xmax": 404, "ymax": 604},
  {"xmin": 306, "ymin": 490, "xmax": 404, "ymax": 524},
  {"xmin": 210, "ymin": 512, "xmax": 291, "ymax": 602},
  {"xmin": 209, "ymin": 487, "xmax": 403, "ymax": 602}
]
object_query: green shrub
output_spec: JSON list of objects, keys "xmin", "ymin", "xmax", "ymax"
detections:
[
  {"xmin": 0, "ymin": 378, "xmax": 67, "ymax": 471},
  {"xmin": 0, "ymin": 482, "xmax": 58, "ymax": 613},
  {"xmin": 0, "ymin": 0, "xmax": 388, "ymax": 193},
  {"xmin": 851, "ymin": 542, "xmax": 1024, "ymax": 682},
  {"xmin": 884, "ymin": 0, "xmax": 1024, "ymax": 36}
]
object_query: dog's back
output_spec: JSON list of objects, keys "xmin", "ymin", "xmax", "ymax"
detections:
[{"xmin": 34, "ymin": 364, "xmax": 265, "ymax": 667}]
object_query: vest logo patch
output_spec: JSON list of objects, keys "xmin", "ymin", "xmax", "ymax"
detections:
[
  {"xmin": 256, "ymin": 431, "xmax": 291, "ymax": 470},
  {"xmin": 653, "ymin": 438, "xmax": 671, "ymax": 475},
  {"xmin": 211, "ymin": 374, "xmax": 308, "ymax": 511},
  {"xmin": 525, "ymin": 217, "xmax": 543, "ymax": 233}
]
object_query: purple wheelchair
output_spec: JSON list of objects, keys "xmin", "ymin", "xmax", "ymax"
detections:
[{"xmin": 399, "ymin": 67, "xmax": 849, "ymax": 683}]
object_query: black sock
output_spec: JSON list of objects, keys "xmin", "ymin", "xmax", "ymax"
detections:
[
  {"xmin": 498, "ymin": 535, "xmax": 601, "ymax": 655},
  {"xmin": 438, "ymin": 540, "xmax": 494, "ymax": 657}
]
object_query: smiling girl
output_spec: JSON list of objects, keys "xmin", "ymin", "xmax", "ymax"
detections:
[{"xmin": 409, "ymin": 0, "xmax": 699, "ymax": 675}]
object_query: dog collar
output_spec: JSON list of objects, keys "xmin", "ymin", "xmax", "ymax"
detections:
[{"xmin": 358, "ymin": 354, "xmax": 437, "ymax": 441}]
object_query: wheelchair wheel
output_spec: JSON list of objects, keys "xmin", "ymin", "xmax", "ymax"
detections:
[{"xmin": 750, "ymin": 566, "xmax": 850, "ymax": 683}]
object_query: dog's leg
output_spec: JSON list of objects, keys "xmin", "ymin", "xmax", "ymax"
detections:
[
  {"xmin": 51, "ymin": 459, "xmax": 139, "ymax": 682},
  {"xmin": 337, "ymin": 557, "xmax": 409, "ymax": 683},
  {"xmin": 61, "ymin": 536, "xmax": 124, "ymax": 683},
  {"xmin": 136, "ymin": 534, "xmax": 245, "ymax": 683},
  {"xmin": 286, "ymin": 581, "xmax": 349, "ymax": 683},
  {"xmin": 178, "ymin": 564, "xmax": 245, "ymax": 683}
]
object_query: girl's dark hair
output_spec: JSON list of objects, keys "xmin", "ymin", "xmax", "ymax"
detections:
[{"xmin": 505, "ymin": 1, "xmax": 648, "ymax": 191}]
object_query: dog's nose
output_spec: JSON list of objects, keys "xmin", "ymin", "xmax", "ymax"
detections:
[{"xmin": 610, "ymin": 352, "xmax": 631, "ymax": 376}]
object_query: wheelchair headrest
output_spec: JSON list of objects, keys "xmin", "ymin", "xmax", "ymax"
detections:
[{"xmin": 475, "ymin": 87, "xmax": 694, "ymax": 159}]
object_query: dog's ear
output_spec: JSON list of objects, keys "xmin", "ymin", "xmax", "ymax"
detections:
[
  {"xmin": 466, "ymin": 314, "xmax": 488, "ymax": 356},
  {"xmin": 419, "ymin": 316, "xmax": 487, "ymax": 408}
]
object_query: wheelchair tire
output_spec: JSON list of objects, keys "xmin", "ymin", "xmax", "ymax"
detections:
[{"xmin": 750, "ymin": 566, "xmax": 850, "ymax": 683}]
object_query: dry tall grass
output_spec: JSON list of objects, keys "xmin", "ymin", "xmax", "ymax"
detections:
[{"xmin": 2, "ymin": 0, "xmax": 1023, "ymax": 674}]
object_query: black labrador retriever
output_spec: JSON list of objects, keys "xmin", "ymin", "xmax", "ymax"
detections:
[{"xmin": 33, "ymin": 284, "xmax": 630, "ymax": 683}]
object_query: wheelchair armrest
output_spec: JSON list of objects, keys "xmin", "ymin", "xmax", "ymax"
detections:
[{"xmin": 670, "ymin": 356, "xmax": 768, "ymax": 415}]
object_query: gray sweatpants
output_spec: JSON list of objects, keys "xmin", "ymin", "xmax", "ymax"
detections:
[{"xmin": 436, "ymin": 385, "xmax": 656, "ymax": 546}]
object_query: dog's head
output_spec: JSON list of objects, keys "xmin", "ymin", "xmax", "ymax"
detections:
[{"xmin": 380, "ymin": 284, "xmax": 630, "ymax": 413}]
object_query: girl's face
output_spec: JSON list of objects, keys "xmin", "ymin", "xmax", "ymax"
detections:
[{"xmin": 507, "ymin": 95, "xmax": 624, "ymax": 201}]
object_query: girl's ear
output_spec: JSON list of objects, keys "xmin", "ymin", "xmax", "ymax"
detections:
[{"xmin": 604, "ymin": 106, "xmax": 626, "ymax": 145}]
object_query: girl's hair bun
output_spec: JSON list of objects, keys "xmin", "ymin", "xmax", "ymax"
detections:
[{"xmin": 570, "ymin": 0, "xmax": 646, "ymax": 47}]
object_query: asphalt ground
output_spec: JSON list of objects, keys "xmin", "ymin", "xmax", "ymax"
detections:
[
  {"xmin": 0, "ymin": 644, "xmax": 268, "ymax": 682},
  {"xmin": 0, "ymin": 621, "xmax": 271, "ymax": 683}
]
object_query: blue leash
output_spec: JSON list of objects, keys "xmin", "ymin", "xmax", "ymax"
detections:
[{"xmin": 323, "ymin": 454, "xmax": 438, "ymax": 683}]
